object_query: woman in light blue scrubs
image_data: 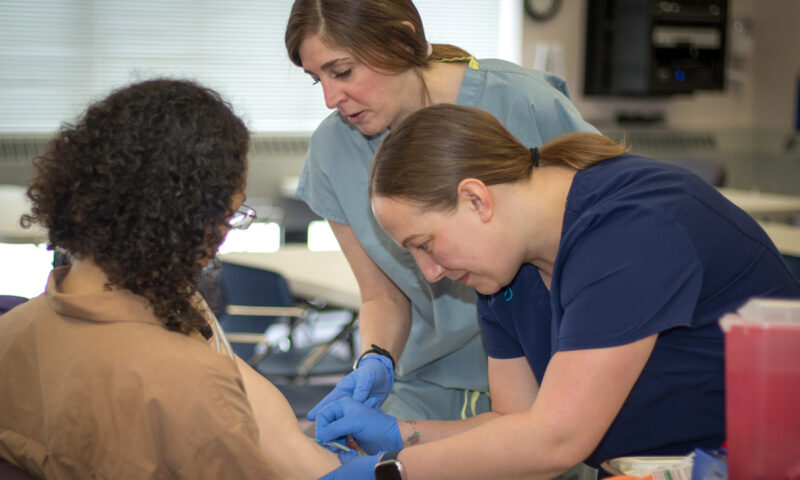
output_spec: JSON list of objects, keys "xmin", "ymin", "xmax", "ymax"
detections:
[
  {"xmin": 313, "ymin": 104, "xmax": 800, "ymax": 479},
  {"xmin": 283, "ymin": 0, "xmax": 597, "ymax": 433}
]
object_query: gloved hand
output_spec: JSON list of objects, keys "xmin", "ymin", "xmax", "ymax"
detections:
[
  {"xmin": 306, "ymin": 354, "xmax": 394, "ymax": 420},
  {"xmin": 317, "ymin": 452, "xmax": 381, "ymax": 480},
  {"xmin": 315, "ymin": 397, "xmax": 402, "ymax": 455}
]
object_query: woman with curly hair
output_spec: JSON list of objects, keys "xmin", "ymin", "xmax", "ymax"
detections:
[{"xmin": 0, "ymin": 79, "xmax": 339, "ymax": 479}]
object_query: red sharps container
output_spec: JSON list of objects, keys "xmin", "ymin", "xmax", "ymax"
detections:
[{"xmin": 720, "ymin": 298, "xmax": 800, "ymax": 479}]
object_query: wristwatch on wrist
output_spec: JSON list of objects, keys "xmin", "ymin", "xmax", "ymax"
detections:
[{"xmin": 374, "ymin": 450, "xmax": 406, "ymax": 480}]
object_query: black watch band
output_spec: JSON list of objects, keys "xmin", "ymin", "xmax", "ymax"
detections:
[
  {"xmin": 353, "ymin": 343, "xmax": 396, "ymax": 371},
  {"xmin": 374, "ymin": 450, "xmax": 405, "ymax": 480}
]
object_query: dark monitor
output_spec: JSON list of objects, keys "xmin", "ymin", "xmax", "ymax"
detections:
[{"xmin": 584, "ymin": 0, "xmax": 727, "ymax": 97}]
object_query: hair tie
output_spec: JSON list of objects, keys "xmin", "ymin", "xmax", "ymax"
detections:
[
  {"xmin": 426, "ymin": 42, "xmax": 433, "ymax": 58},
  {"xmin": 530, "ymin": 147, "xmax": 540, "ymax": 168}
]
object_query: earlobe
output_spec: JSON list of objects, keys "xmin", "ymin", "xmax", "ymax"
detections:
[{"xmin": 457, "ymin": 178, "xmax": 493, "ymax": 222}]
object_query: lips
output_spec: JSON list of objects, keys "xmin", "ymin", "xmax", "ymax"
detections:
[
  {"xmin": 457, "ymin": 273, "xmax": 470, "ymax": 285},
  {"xmin": 343, "ymin": 110, "xmax": 365, "ymax": 124}
]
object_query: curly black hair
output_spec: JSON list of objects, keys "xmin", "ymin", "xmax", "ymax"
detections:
[{"xmin": 22, "ymin": 78, "xmax": 249, "ymax": 335}]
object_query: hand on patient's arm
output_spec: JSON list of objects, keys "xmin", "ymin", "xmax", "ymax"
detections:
[
  {"xmin": 306, "ymin": 355, "xmax": 394, "ymax": 420},
  {"xmin": 316, "ymin": 396, "xmax": 498, "ymax": 454},
  {"xmin": 317, "ymin": 356, "xmax": 538, "ymax": 459},
  {"xmin": 235, "ymin": 357, "xmax": 340, "ymax": 479},
  {"xmin": 322, "ymin": 356, "xmax": 537, "ymax": 453},
  {"xmin": 316, "ymin": 397, "xmax": 402, "ymax": 454}
]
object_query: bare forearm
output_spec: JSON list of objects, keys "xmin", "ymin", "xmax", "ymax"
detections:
[
  {"xmin": 357, "ymin": 297, "xmax": 411, "ymax": 359},
  {"xmin": 399, "ymin": 411, "xmax": 575, "ymax": 480},
  {"xmin": 396, "ymin": 412, "xmax": 500, "ymax": 447}
]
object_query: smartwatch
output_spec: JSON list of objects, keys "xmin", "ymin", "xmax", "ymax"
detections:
[{"xmin": 374, "ymin": 450, "xmax": 406, "ymax": 480}]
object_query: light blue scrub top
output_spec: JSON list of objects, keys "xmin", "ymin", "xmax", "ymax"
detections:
[{"xmin": 295, "ymin": 58, "xmax": 597, "ymax": 419}]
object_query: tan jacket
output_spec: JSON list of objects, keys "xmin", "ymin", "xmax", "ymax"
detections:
[{"xmin": 0, "ymin": 268, "xmax": 280, "ymax": 479}]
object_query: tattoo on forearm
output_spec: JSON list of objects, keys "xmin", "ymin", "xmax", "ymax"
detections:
[{"xmin": 405, "ymin": 420, "xmax": 421, "ymax": 445}]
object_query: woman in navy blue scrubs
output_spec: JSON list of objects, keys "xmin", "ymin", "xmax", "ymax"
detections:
[{"xmin": 313, "ymin": 104, "xmax": 800, "ymax": 480}]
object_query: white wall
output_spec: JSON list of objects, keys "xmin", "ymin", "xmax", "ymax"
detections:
[
  {"xmin": 751, "ymin": 0, "xmax": 800, "ymax": 130},
  {"xmin": 521, "ymin": 0, "xmax": 799, "ymax": 130}
]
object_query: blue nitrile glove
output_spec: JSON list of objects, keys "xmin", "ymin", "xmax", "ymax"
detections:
[
  {"xmin": 317, "ymin": 452, "xmax": 381, "ymax": 480},
  {"xmin": 306, "ymin": 354, "xmax": 394, "ymax": 420},
  {"xmin": 316, "ymin": 397, "xmax": 402, "ymax": 455}
]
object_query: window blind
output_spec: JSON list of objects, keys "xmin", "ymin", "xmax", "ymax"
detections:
[{"xmin": 0, "ymin": 0, "xmax": 520, "ymax": 133}]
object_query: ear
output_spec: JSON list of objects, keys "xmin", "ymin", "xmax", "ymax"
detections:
[
  {"xmin": 401, "ymin": 20, "xmax": 416, "ymax": 34},
  {"xmin": 457, "ymin": 178, "xmax": 493, "ymax": 223}
]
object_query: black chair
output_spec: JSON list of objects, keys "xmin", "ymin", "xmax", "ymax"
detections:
[{"xmin": 217, "ymin": 261, "xmax": 356, "ymax": 375}]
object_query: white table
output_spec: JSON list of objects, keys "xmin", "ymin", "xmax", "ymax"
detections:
[
  {"xmin": 757, "ymin": 221, "xmax": 800, "ymax": 257},
  {"xmin": 716, "ymin": 188, "xmax": 800, "ymax": 256},
  {"xmin": 220, "ymin": 246, "xmax": 360, "ymax": 310}
]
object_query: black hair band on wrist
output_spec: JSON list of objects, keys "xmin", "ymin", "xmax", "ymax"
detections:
[{"xmin": 354, "ymin": 343, "xmax": 396, "ymax": 371}]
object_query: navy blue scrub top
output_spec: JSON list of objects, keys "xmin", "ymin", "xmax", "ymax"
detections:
[{"xmin": 478, "ymin": 154, "xmax": 800, "ymax": 467}]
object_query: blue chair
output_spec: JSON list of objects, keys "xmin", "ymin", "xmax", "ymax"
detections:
[
  {"xmin": 217, "ymin": 261, "xmax": 301, "ymax": 363},
  {"xmin": 216, "ymin": 261, "xmax": 356, "ymax": 380}
]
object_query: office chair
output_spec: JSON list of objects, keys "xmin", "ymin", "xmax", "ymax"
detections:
[
  {"xmin": 216, "ymin": 261, "xmax": 303, "ymax": 363},
  {"xmin": 216, "ymin": 261, "xmax": 357, "ymax": 379},
  {"xmin": 214, "ymin": 261, "xmax": 357, "ymax": 417}
]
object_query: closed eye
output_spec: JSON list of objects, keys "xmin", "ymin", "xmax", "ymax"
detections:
[
  {"xmin": 309, "ymin": 69, "xmax": 349, "ymax": 85},
  {"xmin": 332, "ymin": 69, "xmax": 352, "ymax": 79}
]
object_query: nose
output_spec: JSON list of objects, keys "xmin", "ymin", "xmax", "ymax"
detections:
[
  {"xmin": 321, "ymin": 79, "xmax": 345, "ymax": 109},
  {"xmin": 413, "ymin": 252, "xmax": 446, "ymax": 283}
]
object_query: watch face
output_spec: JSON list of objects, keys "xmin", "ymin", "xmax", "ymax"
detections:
[{"xmin": 374, "ymin": 460, "xmax": 404, "ymax": 480}]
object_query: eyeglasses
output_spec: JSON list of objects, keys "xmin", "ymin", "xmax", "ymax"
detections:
[{"xmin": 228, "ymin": 204, "xmax": 257, "ymax": 230}]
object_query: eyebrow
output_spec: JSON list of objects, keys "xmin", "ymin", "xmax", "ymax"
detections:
[{"xmin": 303, "ymin": 57, "xmax": 348, "ymax": 76}]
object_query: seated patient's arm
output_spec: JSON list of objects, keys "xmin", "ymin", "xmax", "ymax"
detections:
[{"xmin": 236, "ymin": 357, "xmax": 340, "ymax": 480}]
